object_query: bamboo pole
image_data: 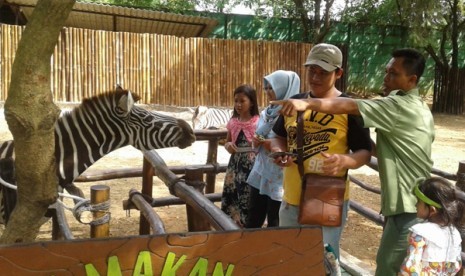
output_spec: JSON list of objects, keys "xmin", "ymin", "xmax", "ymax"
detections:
[
  {"xmin": 72, "ymin": 28, "xmax": 78, "ymax": 101},
  {"xmin": 180, "ymin": 37, "xmax": 187, "ymax": 106},
  {"xmin": 210, "ymin": 39, "xmax": 216, "ymax": 106},
  {"xmin": 194, "ymin": 38, "xmax": 200, "ymax": 106},
  {"xmin": 154, "ymin": 33, "xmax": 158, "ymax": 104},
  {"xmin": 170, "ymin": 36, "xmax": 175, "ymax": 106},
  {"xmin": 220, "ymin": 40, "xmax": 226, "ymax": 106},
  {"xmin": 161, "ymin": 35, "xmax": 166, "ymax": 105},
  {"xmin": 90, "ymin": 185, "xmax": 110, "ymax": 238}
]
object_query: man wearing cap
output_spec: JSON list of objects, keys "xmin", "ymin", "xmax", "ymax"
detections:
[
  {"xmin": 272, "ymin": 48, "xmax": 435, "ymax": 275},
  {"xmin": 269, "ymin": 43, "xmax": 372, "ymax": 260}
]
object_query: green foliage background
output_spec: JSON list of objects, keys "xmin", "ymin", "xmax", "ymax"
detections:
[
  {"xmin": 200, "ymin": 12, "xmax": 436, "ymax": 96},
  {"xmin": 82, "ymin": 0, "xmax": 465, "ymax": 97}
]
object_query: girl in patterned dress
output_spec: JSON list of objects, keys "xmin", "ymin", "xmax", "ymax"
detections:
[
  {"xmin": 221, "ymin": 84, "xmax": 259, "ymax": 227},
  {"xmin": 399, "ymin": 177, "xmax": 463, "ymax": 275}
]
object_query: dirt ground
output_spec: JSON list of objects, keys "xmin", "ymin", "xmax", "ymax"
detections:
[{"xmin": 0, "ymin": 104, "xmax": 464, "ymax": 272}]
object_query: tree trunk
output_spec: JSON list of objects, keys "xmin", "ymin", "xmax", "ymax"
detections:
[
  {"xmin": 313, "ymin": 0, "xmax": 321, "ymax": 41},
  {"xmin": 314, "ymin": 0, "xmax": 334, "ymax": 43},
  {"xmin": 293, "ymin": 0, "xmax": 312, "ymax": 42},
  {"xmin": 0, "ymin": 0, "xmax": 75, "ymax": 244}
]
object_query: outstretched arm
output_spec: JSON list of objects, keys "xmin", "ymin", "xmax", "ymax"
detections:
[{"xmin": 270, "ymin": 97, "xmax": 360, "ymax": 117}]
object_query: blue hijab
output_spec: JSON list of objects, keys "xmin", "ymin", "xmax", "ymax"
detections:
[{"xmin": 256, "ymin": 70, "xmax": 300, "ymax": 137}]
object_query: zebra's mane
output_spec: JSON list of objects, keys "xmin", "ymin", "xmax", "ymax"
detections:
[{"xmin": 60, "ymin": 89, "xmax": 142, "ymax": 117}]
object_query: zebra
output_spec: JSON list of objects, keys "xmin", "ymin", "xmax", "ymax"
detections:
[
  {"xmin": 0, "ymin": 85, "xmax": 196, "ymax": 223},
  {"xmin": 191, "ymin": 106, "xmax": 233, "ymax": 130}
]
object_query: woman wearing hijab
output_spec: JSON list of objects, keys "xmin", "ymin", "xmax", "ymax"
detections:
[{"xmin": 245, "ymin": 70, "xmax": 301, "ymax": 228}]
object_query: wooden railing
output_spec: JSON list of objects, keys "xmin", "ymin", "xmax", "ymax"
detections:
[{"xmin": 70, "ymin": 130, "xmax": 465, "ymax": 263}]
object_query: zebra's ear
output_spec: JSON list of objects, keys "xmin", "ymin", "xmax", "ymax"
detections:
[
  {"xmin": 196, "ymin": 106, "xmax": 208, "ymax": 115},
  {"xmin": 118, "ymin": 91, "xmax": 135, "ymax": 115}
]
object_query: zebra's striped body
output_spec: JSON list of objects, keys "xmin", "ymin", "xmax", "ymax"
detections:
[
  {"xmin": 0, "ymin": 87, "xmax": 195, "ymax": 222},
  {"xmin": 192, "ymin": 106, "xmax": 233, "ymax": 130}
]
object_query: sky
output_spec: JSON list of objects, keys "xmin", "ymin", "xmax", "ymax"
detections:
[
  {"xmin": 228, "ymin": 1, "xmax": 346, "ymax": 15},
  {"xmin": 229, "ymin": 4, "xmax": 253, "ymax": 14}
]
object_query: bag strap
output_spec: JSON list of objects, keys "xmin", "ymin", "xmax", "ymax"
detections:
[
  {"xmin": 297, "ymin": 111, "xmax": 305, "ymax": 178},
  {"xmin": 297, "ymin": 109, "xmax": 349, "ymax": 183}
]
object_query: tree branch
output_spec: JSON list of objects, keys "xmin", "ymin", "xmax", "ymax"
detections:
[{"xmin": 425, "ymin": 44, "xmax": 443, "ymax": 68}]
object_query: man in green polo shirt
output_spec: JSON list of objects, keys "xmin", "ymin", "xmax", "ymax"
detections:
[{"xmin": 271, "ymin": 48, "xmax": 434, "ymax": 275}]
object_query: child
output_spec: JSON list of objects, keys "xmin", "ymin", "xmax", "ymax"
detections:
[
  {"xmin": 245, "ymin": 70, "xmax": 300, "ymax": 228},
  {"xmin": 221, "ymin": 84, "xmax": 260, "ymax": 227},
  {"xmin": 399, "ymin": 177, "xmax": 463, "ymax": 275}
]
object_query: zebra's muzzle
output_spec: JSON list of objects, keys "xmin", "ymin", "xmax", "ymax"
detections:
[{"xmin": 176, "ymin": 119, "xmax": 196, "ymax": 149}]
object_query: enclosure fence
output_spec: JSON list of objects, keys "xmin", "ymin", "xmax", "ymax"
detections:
[
  {"xmin": 433, "ymin": 65, "xmax": 465, "ymax": 114},
  {"xmin": 72, "ymin": 130, "xmax": 465, "ymax": 274},
  {"xmin": 0, "ymin": 24, "xmax": 312, "ymax": 107}
]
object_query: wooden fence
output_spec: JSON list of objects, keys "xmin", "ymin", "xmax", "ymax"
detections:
[
  {"xmin": 433, "ymin": 65, "xmax": 465, "ymax": 114},
  {"xmin": 0, "ymin": 24, "xmax": 312, "ymax": 107}
]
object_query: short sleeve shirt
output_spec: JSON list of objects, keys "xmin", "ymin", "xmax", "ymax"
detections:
[
  {"xmin": 272, "ymin": 92, "xmax": 372, "ymax": 205},
  {"xmin": 355, "ymin": 89, "xmax": 435, "ymax": 216}
]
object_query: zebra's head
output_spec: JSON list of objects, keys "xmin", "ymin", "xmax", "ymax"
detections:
[
  {"xmin": 192, "ymin": 105, "xmax": 209, "ymax": 129},
  {"xmin": 75, "ymin": 86, "xmax": 195, "ymax": 151},
  {"xmin": 191, "ymin": 106, "xmax": 232, "ymax": 130},
  {"xmin": 116, "ymin": 88, "xmax": 195, "ymax": 150}
]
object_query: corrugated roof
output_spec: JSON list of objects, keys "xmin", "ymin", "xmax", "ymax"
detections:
[{"xmin": 5, "ymin": 0, "xmax": 218, "ymax": 37}]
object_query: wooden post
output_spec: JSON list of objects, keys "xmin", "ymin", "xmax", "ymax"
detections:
[
  {"xmin": 185, "ymin": 167, "xmax": 211, "ymax": 231},
  {"xmin": 140, "ymin": 157, "xmax": 154, "ymax": 235},
  {"xmin": 457, "ymin": 161, "xmax": 465, "ymax": 276},
  {"xmin": 50, "ymin": 210, "xmax": 62, "ymax": 240},
  {"xmin": 456, "ymin": 161, "xmax": 465, "ymax": 191},
  {"xmin": 205, "ymin": 137, "xmax": 219, "ymax": 194},
  {"xmin": 90, "ymin": 185, "xmax": 110, "ymax": 238}
]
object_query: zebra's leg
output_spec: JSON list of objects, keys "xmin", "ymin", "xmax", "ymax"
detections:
[
  {"xmin": 0, "ymin": 157, "xmax": 17, "ymax": 225},
  {"xmin": 63, "ymin": 183, "xmax": 85, "ymax": 204}
]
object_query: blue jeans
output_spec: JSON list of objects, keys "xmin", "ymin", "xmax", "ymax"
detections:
[{"xmin": 279, "ymin": 200, "xmax": 350, "ymax": 259}]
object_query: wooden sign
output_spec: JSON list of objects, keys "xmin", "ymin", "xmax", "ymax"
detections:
[{"xmin": 0, "ymin": 227, "xmax": 324, "ymax": 275}]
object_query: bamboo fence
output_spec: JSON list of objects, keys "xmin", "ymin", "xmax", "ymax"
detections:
[{"xmin": 0, "ymin": 24, "xmax": 312, "ymax": 107}]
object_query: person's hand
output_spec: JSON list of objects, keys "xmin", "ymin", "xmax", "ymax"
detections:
[
  {"xmin": 261, "ymin": 139, "xmax": 272, "ymax": 151},
  {"xmin": 321, "ymin": 152, "xmax": 345, "ymax": 175},
  {"xmin": 224, "ymin": 142, "xmax": 237, "ymax": 154},
  {"xmin": 269, "ymin": 150, "xmax": 295, "ymax": 167},
  {"xmin": 234, "ymin": 219, "xmax": 244, "ymax": 228},
  {"xmin": 252, "ymin": 134, "xmax": 264, "ymax": 148},
  {"xmin": 231, "ymin": 213, "xmax": 244, "ymax": 228},
  {"xmin": 270, "ymin": 99, "xmax": 310, "ymax": 117}
]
